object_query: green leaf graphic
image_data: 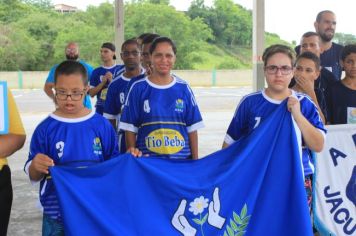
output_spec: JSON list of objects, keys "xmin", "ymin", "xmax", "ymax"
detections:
[
  {"xmin": 233, "ymin": 211, "xmax": 242, "ymax": 224},
  {"xmin": 230, "ymin": 219, "xmax": 238, "ymax": 232},
  {"xmin": 192, "ymin": 218, "xmax": 202, "ymax": 225},
  {"xmin": 201, "ymin": 213, "xmax": 208, "ymax": 224},
  {"xmin": 240, "ymin": 204, "xmax": 247, "ymax": 219},
  {"xmin": 227, "ymin": 225, "xmax": 234, "ymax": 236}
]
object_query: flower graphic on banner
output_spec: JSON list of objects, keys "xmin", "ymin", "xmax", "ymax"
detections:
[
  {"xmin": 189, "ymin": 196, "xmax": 209, "ymax": 236},
  {"xmin": 189, "ymin": 196, "xmax": 209, "ymax": 215},
  {"xmin": 171, "ymin": 187, "xmax": 228, "ymax": 236}
]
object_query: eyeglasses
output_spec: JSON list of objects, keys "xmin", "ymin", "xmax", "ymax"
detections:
[
  {"xmin": 121, "ymin": 51, "xmax": 140, "ymax": 57},
  {"xmin": 55, "ymin": 90, "xmax": 85, "ymax": 101},
  {"xmin": 265, "ymin": 65, "xmax": 293, "ymax": 75}
]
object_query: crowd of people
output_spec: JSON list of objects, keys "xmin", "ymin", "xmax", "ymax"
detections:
[{"xmin": 0, "ymin": 9, "xmax": 355, "ymax": 236}]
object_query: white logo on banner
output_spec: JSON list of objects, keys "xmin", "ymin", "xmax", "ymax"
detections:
[{"xmin": 314, "ymin": 124, "xmax": 356, "ymax": 236}]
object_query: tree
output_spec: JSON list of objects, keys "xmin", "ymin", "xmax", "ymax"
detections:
[
  {"xmin": 0, "ymin": 24, "xmax": 40, "ymax": 70},
  {"xmin": 334, "ymin": 33, "xmax": 356, "ymax": 45},
  {"xmin": 125, "ymin": 2, "xmax": 212, "ymax": 69}
]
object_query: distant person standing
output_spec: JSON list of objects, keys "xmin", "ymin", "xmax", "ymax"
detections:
[
  {"xmin": 89, "ymin": 43, "xmax": 124, "ymax": 115},
  {"xmin": 326, "ymin": 44, "xmax": 356, "ymax": 124},
  {"xmin": 0, "ymin": 87, "xmax": 26, "ymax": 235},
  {"xmin": 314, "ymin": 10, "xmax": 344, "ymax": 80},
  {"xmin": 44, "ymin": 42, "xmax": 93, "ymax": 109},
  {"xmin": 104, "ymin": 39, "xmax": 145, "ymax": 153}
]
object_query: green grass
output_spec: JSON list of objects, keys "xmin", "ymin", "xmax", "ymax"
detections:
[{"xmin": 193, "ymin": 42, "xmax": 251, "ymax": 70}]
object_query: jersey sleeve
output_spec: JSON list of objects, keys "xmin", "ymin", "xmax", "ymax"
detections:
[
  {"xmin": 89, "ymin": 69, "xmax": 100, "ymax": 88},
  {"xmin": 300, "ymin": 96, "xmax": 326, "ymax": 135},
  {"xmin": 103, "ymin": 82, "xmax": 120, "ymax": 119},
  {"xmin": 45, "ymin": 66, "xmax": 56, "ymax": 83},
  {"xmin": 184, "ymin": 85, "xmax": 204, "ymax": 133},
  {"xmin": 24, "ymin": 122, "xmax": 48, "ymax": 174},
  {"xmin": 119, "ymin": 84, "xmax": 141, "ymax": 133},
  {"xmin": 225, "ymin": 97, "xmax": 249, "ymax": 144}
]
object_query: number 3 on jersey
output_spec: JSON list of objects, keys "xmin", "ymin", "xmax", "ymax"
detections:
[{"xmin": 56, "ymin": 141, "xmax": 65, "ymax": 158}]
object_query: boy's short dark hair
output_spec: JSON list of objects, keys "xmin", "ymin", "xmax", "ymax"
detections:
[
  {"xmin": 149, "ymin": 36, "xmax": 177, "ymax": 55},
  {"xmin": 295, "ymin": 51, "xmax": 320, "ymax": 70},
  {"xmin": 301, "ymin": 31, "xmax": 320, "ymax": 39},
  {"xmin": 121, "ymin": 38, "xmax": 139, "ymax": 51},
  {"xmin": 54, "ymin": 60, "xmax": 88, "ymax": 85},
  {"xmin": 341, "ymin": 44, "xmax": 356, "ymax": 61},
  {"xmin": 262, "ymin": 44, "xmax": 296, "ymax": 67}
]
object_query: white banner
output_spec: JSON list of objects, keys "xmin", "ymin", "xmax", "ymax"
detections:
[
  {"xmin": 0, "ymin": 81, "xmax": 8, "ymax": 134},
  {"xmin": 314, "ymin": 124, "xmax": 356, "ymax": 236}
]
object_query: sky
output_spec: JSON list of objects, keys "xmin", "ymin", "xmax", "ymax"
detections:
[{"xmin": 52, "ymin": 0, "xmax": 356, "ymax": 43}]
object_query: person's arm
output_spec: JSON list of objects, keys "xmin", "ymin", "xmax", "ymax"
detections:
[
  {"xmin": 0, "ymin": 134, "xmax": 25, "ymax": 158},
  {"xmin": 188, "ymin": 131, "xmax": 198, "ymax": 160},
  {"xmin": 222, "ymin": 142, "xmax": 229, "ymax": 149},
  {"xmin": 88, "ymin": 72, "xmax": 112, "ymax": 97},
  {"xmin": 1, "ymin": 88, "xmax": 26, "ymax": 158},
  {"xmin": 28, "ymin": 153, "xmax": 54, "ymax": 181},
  {"xmin": 44, "ymin": 82, "xmax": 55, "ymax": 100},
  {"xmin": 125, "ymin": 131, "xmax": 137, "ymax": 151},
  {"xmin": 287, "ymin": 96, "xmax": 324, "ymax": 152}
]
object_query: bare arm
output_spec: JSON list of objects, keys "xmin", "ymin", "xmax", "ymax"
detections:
[
  {"xmin": 88, "ymin": 80, "xmax": 107, "ymax": 97},
  {"xmin": 0, "ymin": 134, "xmax": 26, "ymax": 158},
  {"xmin": 44, "ymin": 82, "xmax": 55, "ymax": 100},
  {"xmin": 88, "ymin": 72, "xmax": 112, "ymax": 97},
  {"xmin": 188, "ymin": 131, "xmax": 198, "ymax": 160},
  {"xmin": 288, "ymin": 96, "xmax": 324, "ymax": 152},
  {"xmin": 125, "ymin": 131, "xmax": 137, "ymax": 151},
  {"xmin": 28, "ymin": 153, "xmax": 54, "ymax": 181},
  {"xmin": 221, "ymin": 141, "xmax": 229, "ymax": 149}
]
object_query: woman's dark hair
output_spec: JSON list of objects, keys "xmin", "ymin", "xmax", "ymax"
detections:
[{"xmin": 149, "ymin": 36, "xmax": 177, "ymax": 55}]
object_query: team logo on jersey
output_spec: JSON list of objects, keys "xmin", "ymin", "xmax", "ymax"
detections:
[
  {"xmin": 347, "ymin": 107, "xmax": 356, "ymax": 124},
  {"xmin": 175, "ymin": 99, "xmax": 184, "ymax": 112},
  {"xmin": 145, "ymin": 128, "xmax": 185, "ymax": 154},
  {"xmin": 93, "ymin": 137, "xmax": 102, "ymax": 155},
  {"xmin": 144, "ymin": 100, "xmax": 151, "ymax": 113}
]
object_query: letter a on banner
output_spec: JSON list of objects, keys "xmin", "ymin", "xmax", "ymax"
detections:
[
  {"xmin": 314, "ymin": 124, "xmax": 356, "ymax": 236},
  {"xmin": 0, "ymin": 81, "xmax": 9, "ymax": 134}
]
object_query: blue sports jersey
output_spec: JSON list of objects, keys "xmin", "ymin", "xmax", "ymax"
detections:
[
  {"xmin": 24, "ymin": 111, "xmax": 118, "ymax": 221},
  {"xmin": 119, "ymin": 76, "xmax": 204, "ymax": 159},
  {"xmin": 225, "ymin": 89, "xmax": 326, "ymax": 176},
  {"xmin": 46, "ymin": 60, "xmax": 94, "ymax": 109},
  {"xmin": 90, "ymin": 64, "xmax": 124, "ymax": 115},
  {"xmin": 103, "ymin": 71, "xmax": 145, "ymax": 153}
]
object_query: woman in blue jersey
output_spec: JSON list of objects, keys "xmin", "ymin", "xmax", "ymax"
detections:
[
  {"xmin": 25, "ymin": 61, "xmax": 119, "ymax": 236},
  {"xmin": 119, "ymin": 37, "xmax": 204, "ymax": 159},
  {"xmin": 222, "ymin": 44, "xmax": 326, "ymax": 213}
]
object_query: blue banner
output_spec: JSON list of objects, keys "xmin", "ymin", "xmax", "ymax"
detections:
[{"xmin": 51, "ymin": 101, "xmax": 312, "ymax": 236}]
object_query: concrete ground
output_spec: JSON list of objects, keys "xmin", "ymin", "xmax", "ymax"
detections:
[{"xmin": 6, "ymin": 87, "xmax": 251, "ymax": 235}]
